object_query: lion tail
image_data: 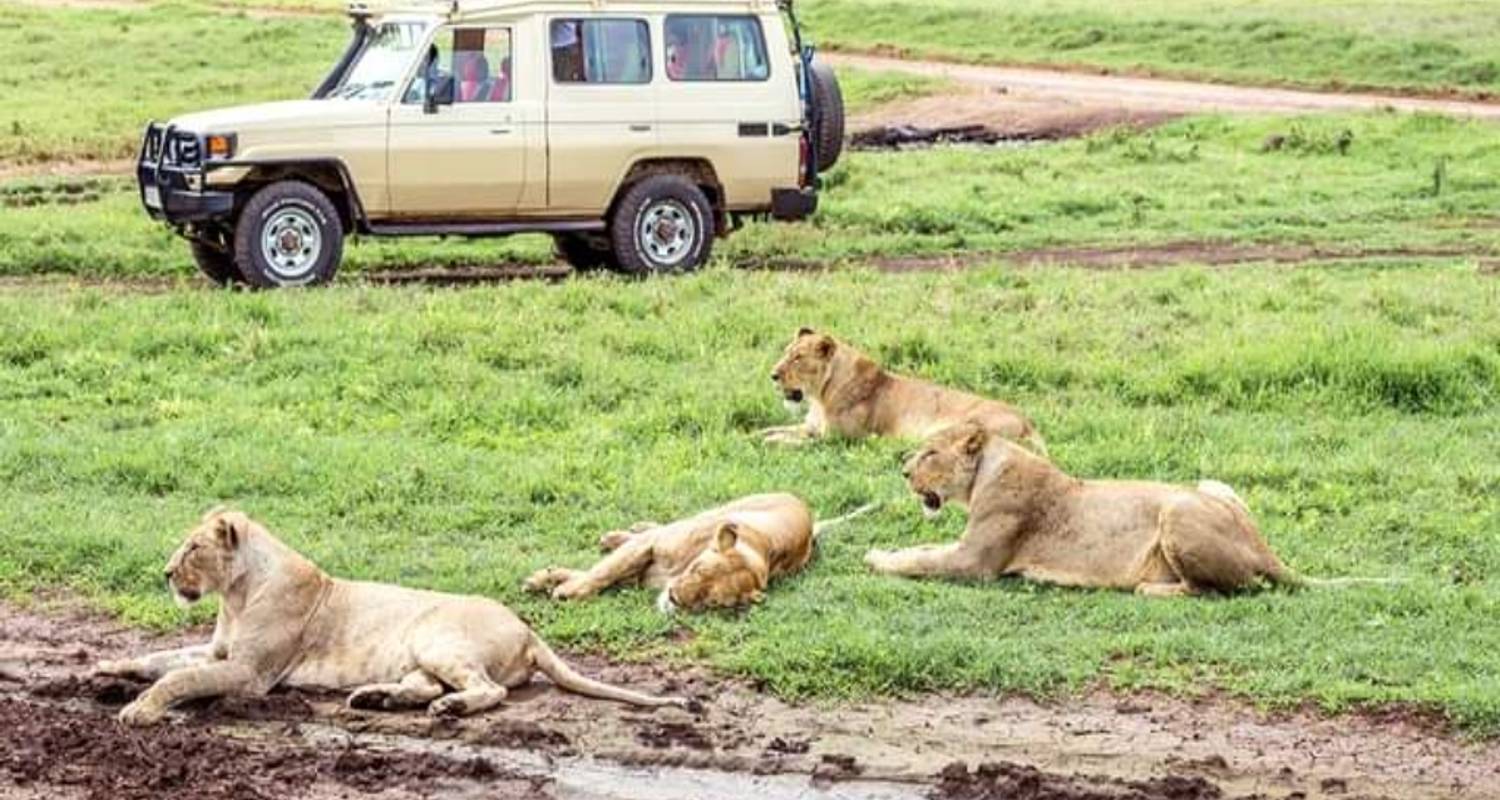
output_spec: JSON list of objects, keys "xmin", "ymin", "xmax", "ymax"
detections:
[
  {"xmin": 1277, "ymin": 573, "xmax": 1410, "ymax": 589},
  {"xmin": 813, "ymin": 502, "xmax": 883, "ymax": 538},
  {"xmin": 528, "ymin": 634, "xmax": 687, "ymax": 708}
]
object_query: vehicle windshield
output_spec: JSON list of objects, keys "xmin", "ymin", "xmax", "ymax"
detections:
[{"xmin": 331, "ymin": 20, "xmax": 432, "ymax": 102}]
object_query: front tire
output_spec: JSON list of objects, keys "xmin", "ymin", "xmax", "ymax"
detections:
[
  {"xmin": 189, "ymin": 240, "xmax": 243, "ymax": 286},
  {"xmin": 232, "ymin": 181, "xmax": 344, "ymax": 288},
  {"xmin": 553, "ymin": 232, "xmax": 616, "ymax": 272},
  {"xmin": 608, "ymin": 175, "xmax": 714, "ymax": 276}
]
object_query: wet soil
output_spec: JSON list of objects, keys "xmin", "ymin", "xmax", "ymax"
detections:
[{"xmin": 4, "ymin": 599, "xmax": 1499, "ymax": 799}]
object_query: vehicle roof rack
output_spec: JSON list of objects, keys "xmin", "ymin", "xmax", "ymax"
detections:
[{"xmin": 348, "ymin": 0, "xmax": 773, "ymax": 18}]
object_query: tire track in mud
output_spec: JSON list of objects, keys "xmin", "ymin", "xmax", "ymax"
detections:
[{"xmin": 4, "ymin": 600, "xmax": 1499, "ymax": 800}]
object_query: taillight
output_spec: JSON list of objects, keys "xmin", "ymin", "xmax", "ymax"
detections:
[{"xmin": 798, "ymin": 135, "xmax": 810, "ymax": 188}]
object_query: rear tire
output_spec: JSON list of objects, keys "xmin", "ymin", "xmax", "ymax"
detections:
[
  {"xmin": 608, "ymin": 175, "xmax": 714, "ymax": 276},
  {"xmin": 189, "ymin": 240, "xmax": 243, "ymax": 286},
  {"xmin": 810, "ymin": 59, "xmax": 845, "ymax": 172},
  {"xmin": 553, "ymin": 232, "xmax": 616, "ymax": 272},
  {"xmin": 232, "ymin": 181, "xmax": 344, "ymax": 288}
]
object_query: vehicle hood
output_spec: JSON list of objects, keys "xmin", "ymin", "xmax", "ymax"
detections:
[{"xmin": 169, "ymin": 100, "xmax": 383, "ymax": 134}]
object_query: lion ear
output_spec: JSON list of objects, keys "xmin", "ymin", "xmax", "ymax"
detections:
[
  {"xmin": 715, "ymin": 522, "xmax": 739, "ymax": 553},
  {"xmin": 962, "ymin": 426, "xmax": 988, "ymax": 456},
  {"xmin": 214, "ymin": 513, "xmax": 246, "ymax": 550},
  {"xmin": 797, "ymin": 327, "xmax": 815, "ymax": 338},
  {"xmin": 815, "ymin": 336, "xmax": 835, "ymax": 358}
]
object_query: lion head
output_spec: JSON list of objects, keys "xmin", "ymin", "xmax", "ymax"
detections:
[
  {"xmin": 656, "ymin": 522, "xmax": 769, "ymax": 614},
  {"xmin": 770, "ymin": 328, "xmax": 838, "ymax": 408},
  {"xmin": 164, "ymin": 509, "xmax": 247, "ymax": 608},
  {"xmin": 904, "ymin": 422, "xmax": 990, "ymax": 519}
]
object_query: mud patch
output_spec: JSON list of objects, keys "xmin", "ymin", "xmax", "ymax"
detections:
[
  {"xmin": 934, "ymin": 761, "xmax": 1222, "ymax": 800},
  {"xmin": 850, "ymin": 87, "xmax": 1177, "ymax": 147},
  {"xmin": 5, "ymin": 599, "xmax": 1500, "ymax": 800},
  {"xmin": 852, "ymin": 123, "xmax": 1046, "ymax": 150},
  {"xmin": 0, "ymin": 697, "xmax": 541, "ymax": 800},
  {"xmin": 362, "ymin": 265, "xmax": 572, "ymax": 286}
]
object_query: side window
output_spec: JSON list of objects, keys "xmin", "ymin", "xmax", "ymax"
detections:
[
  {"xmin": 665, "ymin": 16, "xmax": 768, "ymax": 82},
  {"xmin": 551, "ymin": 19, "xmax": 651, "ymax": 84},
  {"xmin": 403, "ymin": 26, "xmax": 514, "ymax": 104}
]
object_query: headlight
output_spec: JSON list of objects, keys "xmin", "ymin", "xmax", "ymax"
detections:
[{"xmin": 205, "ymin": 133, "xmax": 237, "ymax": 161}]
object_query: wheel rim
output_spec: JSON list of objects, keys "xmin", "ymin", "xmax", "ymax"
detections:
[
  {"xmin": 260, "ymin": 206, "xmax": 322, "ymax": 282},
  {"xmin": 637, "ymin": 200, "xmax": 696, "ymax": 268}
]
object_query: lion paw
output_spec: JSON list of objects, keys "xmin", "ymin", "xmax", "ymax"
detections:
[
  {"xmin": 347, "ymin": 688, "xmax": 394, "ymax": 711},
  {"xmin": 550, "ymin": 580, "xmax": 593, "ymax": 601},
  {"xmin": 523, "ymin": 568, "xmax": 569, "ymax": 594},
  {"xmin": 428, "ymin": 696, "xmax": 468, "ymax": 717},
  {"xmin": 117, "ymin": 699, "xmax": 165, "ymax": 727},
  {"xmin": 864, "ymin": 550, "xmax": 895, "ymax": 573}
]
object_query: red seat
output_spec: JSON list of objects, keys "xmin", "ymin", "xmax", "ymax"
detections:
[{"xmin": 455, "ymin": 52, "xmax": 491, "ymax": 103}]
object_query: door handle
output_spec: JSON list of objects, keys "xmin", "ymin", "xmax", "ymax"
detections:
[
  {"xmin": 489, "ymin": 128, "xmax": 512, "ymax": 135},
  {"xmin": 629, "ymin": 124, "xmax": 652, "ymax": 133}
]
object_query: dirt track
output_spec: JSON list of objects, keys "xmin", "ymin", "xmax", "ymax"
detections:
[
  {"xmin": 826, "ymin": 52, "xmax": 1500, "ymax": 122},
  {"xmin": 4, "ymin": 599, "xmax": 1499, "ymax": 800}
]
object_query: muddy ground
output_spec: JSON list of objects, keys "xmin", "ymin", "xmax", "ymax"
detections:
[{"xmin": 3, "ymin": 600, "xmax": 1498, "ymax": 800}]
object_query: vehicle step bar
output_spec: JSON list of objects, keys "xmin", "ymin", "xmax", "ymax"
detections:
[{"xmin": 365, "ymin": 220, "xmax": 606, "ymax": 238}]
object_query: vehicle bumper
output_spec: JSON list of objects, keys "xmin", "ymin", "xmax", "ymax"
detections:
[
  {"xmin": 137, "ymin": 123, "xmax": 235, "ymax": 224},
  {"xmin": 771, "ymin": 187, "xmax": 818, "ymax": 221}
]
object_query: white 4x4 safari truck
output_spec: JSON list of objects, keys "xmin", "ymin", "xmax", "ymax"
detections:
[{"xmin": 137, "ymin": 0, "xmax": 843, "ymax": 286}]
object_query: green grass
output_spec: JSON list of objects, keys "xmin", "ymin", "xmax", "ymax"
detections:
[
  {"xmin": 4, "ymin": 112, "xmax": 1497, "ymax": 277},
  {"xmin": 1, "ymin": 265, "xmax": 1498, "ymax": 731},
  {"xmin": 805, "ymin": 0, "xmax": 1500, "ymax": 96},
  {"xmin": 0, "ymin": 2, "xmax": 342, "ymax": 164}
]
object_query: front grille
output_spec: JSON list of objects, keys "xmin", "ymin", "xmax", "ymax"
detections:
[{"xmin": 142, "ymin": 124, "xmax": 165, "ymax": 162}]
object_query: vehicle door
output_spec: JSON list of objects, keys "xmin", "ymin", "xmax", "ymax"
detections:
[
  {"xmin": 387, "ymin": 23, "xmax": 542, "ymax": 217},
  {"xmin": 656, "ymin": 13, "xmax": 799, "ymax": 207},
  {"xmin": 544, "ymin": 16, "xmax": 659, "ymax": 215}
]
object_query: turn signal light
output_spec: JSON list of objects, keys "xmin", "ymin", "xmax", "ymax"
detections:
[{"xmin": 205, "ymin": 134, "xmax": 235, "ymax": 160}]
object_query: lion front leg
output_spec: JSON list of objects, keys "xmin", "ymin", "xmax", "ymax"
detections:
[
  {"xmin": 865, "ymin": 540, "xmax": 1002, "ymax": 580},
  {"xmin": 550, "ymin": 541, "xmax": 656, "ymax": 601},
  {"xmin": 96, "ymin": 644, "xmax": 217, "ymax": 682},
  {"xmin": 759, "ymin": 423, "xmax": 816, "ymax": 446},
  {"xmin": 118, "ymin": 660, "xmax": 261, "ymax": 726}
]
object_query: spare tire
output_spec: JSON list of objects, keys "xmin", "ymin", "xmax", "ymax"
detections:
[{"xmin": 809, "ymin": 59, "xmax": 845, "ymax": 172}]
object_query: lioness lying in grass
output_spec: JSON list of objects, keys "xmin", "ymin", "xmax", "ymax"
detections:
[
  {"xmin": 763, "ymin": 328, "xmax": 1046, "ymax": 454},
  {"xmin": 866, "ymin": 422, "xmax": 1300, "ymax": 596},
  {"xmin": 525, "ymin": 493, "xmax": 875, "ymax": 613},
  {"xmin": 98, "ymin": 510, "xmax": 685, "ymax": 726}
]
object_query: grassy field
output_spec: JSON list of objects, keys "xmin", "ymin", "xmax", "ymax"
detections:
[
  {"xmin": 805, "ymin": 0, "xmax": 1500, "ymax": 96},
  {"xmin": 2, "ymin": 265, "xmax": 1498, "ymax": 731},
  {"xmin": 4, "ymin": 111, "xmax": 1497, "ymax": 277}
]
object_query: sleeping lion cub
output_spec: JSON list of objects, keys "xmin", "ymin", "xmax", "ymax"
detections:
[
  {"xmin": 525, "ymin": 493, "xmax": 873, "ymax": 613},
  {"xmin": 763, "ymin": 328, "xmax": 1046, "ymax": 455},
  {"xmin": 866, "ymin": 422, "xmax": 1299, "ymax": 596},
  {"xmin": 98, "ymin": 510, "xmax": 685, "ymax": 726}
]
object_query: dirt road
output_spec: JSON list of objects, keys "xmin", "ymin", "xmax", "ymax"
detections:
[
  {"xmin": 825, "ymin": 52, "xmax": 1500, "ymax": 121},
  {"xmin": 4, "ymin": 599, "xmax": 1499, "ymax": 800}
]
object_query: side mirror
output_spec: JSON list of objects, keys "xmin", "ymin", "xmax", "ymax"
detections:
[{"xmin": 424, "ymin": 75, "xmax": 455, "ymax": 114}]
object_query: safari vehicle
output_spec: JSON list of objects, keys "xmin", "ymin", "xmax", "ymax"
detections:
[{"xmin": 136, "ymin": 0, "xmax": 844, "ymax": 287}]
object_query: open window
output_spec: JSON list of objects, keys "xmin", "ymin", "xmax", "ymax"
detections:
[
  {"xmin": 550, "ymin": 19, "xmax": 652, "ymax": 84},
  {"xmin": 665, "ymin": 15, "xmax": 769, "ymax": 82},
  {"xmin": 404, "ymin": 26, "xmax": 514, "ymax": 104}
]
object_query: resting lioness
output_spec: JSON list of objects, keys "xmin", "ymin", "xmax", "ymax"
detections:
[
  {"xmin": 763, "ymin": 328, "xmax": 1046, "ymax": 455},
  {"xmin": 865, "ymin": 422, "xmax": 1298, "ymax": 596},
  {"xmin": 98, "ymin": 510, "xmax": 685, "ymax": 726},
  {"xmin": 525, "ymin": 493, "xmax": 874, "ymax": 613}
]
